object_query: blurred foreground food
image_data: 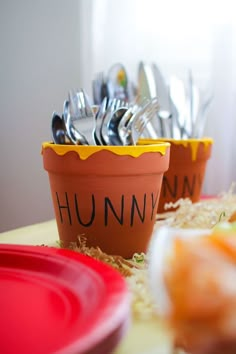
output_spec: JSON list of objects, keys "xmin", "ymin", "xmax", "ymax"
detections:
[
  {"xmin": 164, "ymin": 223, "xmax": 236, "ymax": 354},
  {"xmin": 66, "ymin": 187, "xmax": 236, "ymax": 354}
]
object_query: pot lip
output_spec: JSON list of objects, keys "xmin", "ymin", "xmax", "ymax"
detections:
[
  {"xmin": 41, "ymin": 141, "xmax": 170, "ymax": 160},
  {"xmin": 139, "ymin": 137, "xmax": 214, "ymax": 145},
  {"xmin": 139, "ymin": 137, "xmax": 213, "ymax": 161}
]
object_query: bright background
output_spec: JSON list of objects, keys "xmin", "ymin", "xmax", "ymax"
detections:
[{"xmin": 1, "ymin": 0, "xmax": 236, "ymax": 232}]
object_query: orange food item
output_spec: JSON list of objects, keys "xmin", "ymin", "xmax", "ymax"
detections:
[
  {"xmin": 229, "ymin": 211, "xmax": 236, "ymax": 222},
  {"xmin": 164, "ymin": 232, "xmax": 236, "ymax": 354}
]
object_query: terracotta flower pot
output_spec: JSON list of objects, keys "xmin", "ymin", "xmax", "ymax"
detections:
[
  {"xmin": 42, "ymin": 142, "xmax": 170, "ymax": 258},
  {"xmin": 139, "ymin": 138, "xmax": 213, "ymax": 213}
]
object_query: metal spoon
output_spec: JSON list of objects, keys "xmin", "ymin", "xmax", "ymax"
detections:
[
  {"xmin": 107, "ymin": 107, "xmax": 127, "ymax": 145},
  {"xmin": 51, "ymin": 112, "xmax": 69, "ymax": 144},
  {"xmin": 94, "ymin": 97, "xmax": 109, "ymax": 145}
]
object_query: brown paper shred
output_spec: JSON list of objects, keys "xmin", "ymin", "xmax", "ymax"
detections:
[{"xmin": 61, "ymin": 185, "xmax": 236, "ymax": 320}]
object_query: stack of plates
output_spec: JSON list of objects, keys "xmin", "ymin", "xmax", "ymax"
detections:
[{"xmin": 0, "ymin": 244, "xmax": 130, "ymax": 354}]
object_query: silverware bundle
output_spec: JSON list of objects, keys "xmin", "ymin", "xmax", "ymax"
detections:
[
  {"xmin": 140, "ymin": 62, "xmax": 213, "ymax": 139},
  {"xmin": 51, "ymin": 88, "xmax": 159, "ymax": 146},
  {"xmin": 51, "ymin": 62, "xmax": 213, "ymax": 145},
  {"xmin": 92, "ymin": 62, "xmax": 213, "ymax": 139}
]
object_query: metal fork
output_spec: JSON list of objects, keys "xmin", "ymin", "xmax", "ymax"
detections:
[
  {"xmin": 118, "ymin": 98, "xmax": 151, "ymax": 145},
  {"xmin": 131, "ymin": 98, "xmax": 159, "ymax": 144},
  {"xmin": 120, "ymin": 98, "xmax": 159, "ymax": 145}
]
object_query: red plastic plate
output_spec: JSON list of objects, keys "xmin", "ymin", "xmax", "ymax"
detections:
[{"xmin": 0, "ymin": 244, "xmax": 130, "ymax": 354}]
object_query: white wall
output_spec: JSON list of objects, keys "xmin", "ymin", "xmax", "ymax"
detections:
[
  {"xmin": 86, "ymin": 0, "xmax": 236, "ymax": 195},
  {"xmin": 0, "ymin": 0, "xmax": 82, "ymax": 232}
]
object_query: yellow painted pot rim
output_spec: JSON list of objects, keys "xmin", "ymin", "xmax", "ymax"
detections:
[
  {"xmin": 42, "ymin": 141, "xmax": 170, "ymax": 160},
  {"xmin": 138, "ymin": 137, "xmax": 213, "ymax": 161},
  {"xmin": 139, "ymin": 137, "xmax": 214, "ymax": 144}
]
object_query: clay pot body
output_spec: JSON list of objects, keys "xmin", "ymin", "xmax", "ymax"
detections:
[
  {"xmin": 42, "ymin": 143, "xmax": 170, "ymax": 258},
  {"xmin": 139, "ymin": 138, "xmax": 213, "ymax": 213}
]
